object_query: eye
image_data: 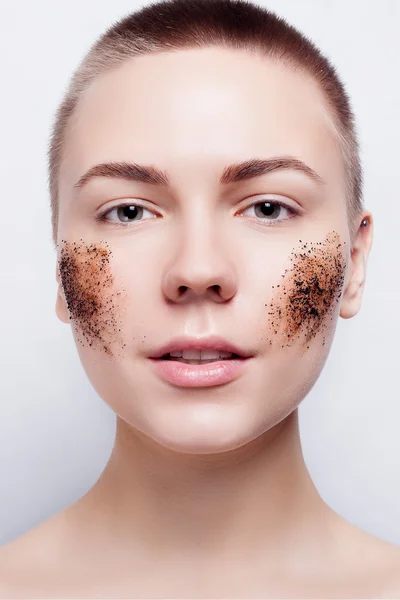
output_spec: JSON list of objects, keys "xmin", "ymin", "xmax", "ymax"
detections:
[
  {"xmin": 238, "ymin": 199, "xmax": 298, "ymax": 225},
  {"xmin": 96, "ymin": 202, "xmax": 158, "ymax": 226},
  {"xmin": 96, "ymin": 197, "xmax": 299, "ymax": 228}
]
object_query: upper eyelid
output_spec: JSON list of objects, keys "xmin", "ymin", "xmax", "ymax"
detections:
[{"xmin": 99, "ymin": 194, "xmax": 299, "ymax": 216}]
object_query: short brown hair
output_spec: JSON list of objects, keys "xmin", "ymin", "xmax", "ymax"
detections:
[{"xmin": 48, "ymin": 0, "xmax": 363, "ymax": 249}]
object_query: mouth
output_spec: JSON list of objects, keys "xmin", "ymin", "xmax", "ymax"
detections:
[
  {"xmin": 159, "ymin": 352, "xmax": 242, "ymax": 365},
  {"xmin": 149, "ymin": 336, "xmax": 253, "ymax": 361},
  {"xmin": 148, "ymin": 353, "xmax": 251, "ymax": 388}
]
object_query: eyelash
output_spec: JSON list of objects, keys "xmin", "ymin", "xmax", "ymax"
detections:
[{"xmin": 95, "ymin": 199, "xmax": 299, "ymax": 228}]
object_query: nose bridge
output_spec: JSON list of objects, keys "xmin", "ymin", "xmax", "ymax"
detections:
[
  {"xmin": 182, "ymin": 201, "xmax": 220, "ymax": 258},
  {"xmin": 162, "ymin": 199, "xmax": 237, "ymax": 302}
]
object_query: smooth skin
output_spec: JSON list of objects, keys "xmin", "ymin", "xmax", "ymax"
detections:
[{"xmin": 1, "ymin": 47, "xmax": 400, "ymax": 599}]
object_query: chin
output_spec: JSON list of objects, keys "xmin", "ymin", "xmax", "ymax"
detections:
[{"xmin": 136, "ymin": 403, "xmax": 272, "ymax": 455}]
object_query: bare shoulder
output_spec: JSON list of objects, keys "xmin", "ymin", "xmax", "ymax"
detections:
[
  {"xmin": 1, "ymin": 506, "xmax": 400, "ymax": 599},
  {"xmin": 377, "ymin": 558, "xmax": 400, "ymax": 600},
  {"xmin": 330, "ymin": 511, "xmax": 400, "ymax": 597},
  {"xmin": 0, "ymin": 510, "xmax": 67, "ymax": 559},
  {"xmin": 0, "ymin": 511, "xmax": 71, "ymax": 598},
  {"xmin": 377, "ymin": 545, "xmax": 400, "ymax": 599}
]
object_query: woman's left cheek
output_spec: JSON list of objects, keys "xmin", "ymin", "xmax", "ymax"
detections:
[
  {"xmin": 265, "ymin": 231, "xmax": 348, "ymax": 350},
  {"xmin": 57, "ymin": 239, "xmax": 127, "ymax": 357}
]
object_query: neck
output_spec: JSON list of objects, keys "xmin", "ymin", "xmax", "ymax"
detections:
[{"xmin": 67, "ymin": 408, "xmax": 334, "ymax": 567}]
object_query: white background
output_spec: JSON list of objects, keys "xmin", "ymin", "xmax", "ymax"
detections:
[{"xmin": 0, "ymin": 0, "xmax": 399, "ymax": 547}]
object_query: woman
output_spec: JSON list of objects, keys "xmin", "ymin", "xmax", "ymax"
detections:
[{"xmin": 1, "ymin": 0, "xmax": 400, "ymax": 597}]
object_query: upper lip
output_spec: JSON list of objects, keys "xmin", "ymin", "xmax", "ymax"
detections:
[{"xmin": 149, "ymin": 335, "xmax": 254, "ymax": 359}]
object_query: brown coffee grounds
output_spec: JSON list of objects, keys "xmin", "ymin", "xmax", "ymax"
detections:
[
  {"xmin": 265, "ymin": 231, "xmax": 347, "ymax": 349},
  {"xmin": 57, "ymin": 239, "xmax": 126, "ymax": 357},
  {"xmin": 57, "ymin": 231, "xmax": 347, "ymax": 358}
]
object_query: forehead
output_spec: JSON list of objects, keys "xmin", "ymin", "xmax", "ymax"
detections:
[{"xmin": 61, "ymin": 47, "xmax": 344, "ymax": 194}]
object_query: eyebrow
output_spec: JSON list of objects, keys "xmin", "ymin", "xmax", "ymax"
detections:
[{"xmin": 73, "ymin": 155, "xmax": 325, "ymax": 190}]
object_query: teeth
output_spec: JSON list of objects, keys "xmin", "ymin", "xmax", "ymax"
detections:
[{"xmin": 169, "ymin": 350, "xmax": 234, "ymax": 359}]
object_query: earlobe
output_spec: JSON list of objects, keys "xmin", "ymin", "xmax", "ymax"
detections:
[
  {"xmin": 55, "ymin": 262, "xmax": 70, "ymax": 325},
  {"xmin": 339, "ymin": 213, "xmax": 373, "ymax": 320}
]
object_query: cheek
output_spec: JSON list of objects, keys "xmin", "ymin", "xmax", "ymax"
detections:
[
  {"xmin": 57, "ymin": 239, "xmax": 127, "ymax": 357},
  {"xmin": 265, "ymin": 231, "xmax": 347, "ymax": 349}
]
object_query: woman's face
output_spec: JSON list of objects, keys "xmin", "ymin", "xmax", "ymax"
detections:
[{"xmin": 56, "ymin": 47, "xmax": 359, "ymax": 453}]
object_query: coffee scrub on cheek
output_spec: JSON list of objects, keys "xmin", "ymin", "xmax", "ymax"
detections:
[
  {"xmin": 266, "ymin": 231, "xmax": 347, "ymax": 351},
  {"xmin": 57, "ymin": 239, "xmax": 127, "ymax": 358}
]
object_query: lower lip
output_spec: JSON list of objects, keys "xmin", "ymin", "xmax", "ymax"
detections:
[{"xmin": 148, "ymin": 357, "xmax": 251, "ymax": 388}]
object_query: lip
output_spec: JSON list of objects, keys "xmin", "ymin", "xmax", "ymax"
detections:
[
  {"xmin": 149, "ymin": 335, "xmax": 253, "ymax": 360},
  {"xmin": 148, "ymin": 356, "xmax": 251, "ymax": 388}
]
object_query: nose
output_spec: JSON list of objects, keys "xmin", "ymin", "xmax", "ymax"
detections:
[{"xmin": 162, "ymin": 225, "xmax": 237, "ymax": 304}]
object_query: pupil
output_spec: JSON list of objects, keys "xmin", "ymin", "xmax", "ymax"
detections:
[
  {"xmin": 259, "ymin": 202, "xmax": 278, "ymax": 218},
  {"xmin": 118, "ymin": 205, "xmax": 140, "ymax": 221}
]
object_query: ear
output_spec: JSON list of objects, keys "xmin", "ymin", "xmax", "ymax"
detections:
[
  {"xmin": 339, "ymin": 212, "xmax": 373, "ymax": 319},
  {"xmin": 55, "ymin": 260, "xmax": 71, "ymax": 324}
]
